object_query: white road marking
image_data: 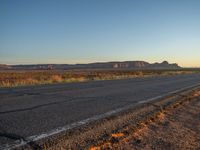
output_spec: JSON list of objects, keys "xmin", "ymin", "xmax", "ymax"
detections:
[{"xmin": 3, "ymin": 83, "xmax": 200, "ymax": 150}]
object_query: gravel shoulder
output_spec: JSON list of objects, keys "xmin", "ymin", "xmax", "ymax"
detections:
[{"xmin": 90, "ymin": 89, "xmax": 200, "ymax": 150}]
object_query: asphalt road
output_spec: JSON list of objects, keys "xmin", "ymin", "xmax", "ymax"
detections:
[{"xmin": 0, "ymin": 74, "xmax": 200, "ymax": 148}]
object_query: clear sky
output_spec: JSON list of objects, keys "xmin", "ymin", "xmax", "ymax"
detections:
[{"xmin": 0, "ymin": 0, "xmax": 200, "ymax": 67}]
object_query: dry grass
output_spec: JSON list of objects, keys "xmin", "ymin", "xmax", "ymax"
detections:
[{"xmin": 0, "ymin": 70, "xmax": 198, "ymax": 87}]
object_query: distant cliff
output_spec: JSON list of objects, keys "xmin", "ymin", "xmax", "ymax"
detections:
[
  {"xmin": 0, "ymin": 61, "xmax": 181, "ymax": 70},
  {"xmin": 0, "ymin": 64, "xmax": 12, "ymax": 69}
]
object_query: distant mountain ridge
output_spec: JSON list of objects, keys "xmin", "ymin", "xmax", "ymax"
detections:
[{"xmin": 0, "ymin": 61, "xmax": 181, "ymax": 70}]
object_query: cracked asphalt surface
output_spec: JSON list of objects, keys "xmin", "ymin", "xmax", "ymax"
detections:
[{"xmin": 0, "ymin": 74, "xmax": 200, "ymax": 147}]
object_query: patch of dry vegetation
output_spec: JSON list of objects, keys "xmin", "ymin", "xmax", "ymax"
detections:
[{"xmin": 0, "ymin": 70, "xmax": 197, "ymax": 87}]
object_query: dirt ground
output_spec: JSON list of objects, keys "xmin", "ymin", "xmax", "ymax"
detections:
[{"xmin": 90, "ymin": 91, "xmax": 200, "ymax": 150}]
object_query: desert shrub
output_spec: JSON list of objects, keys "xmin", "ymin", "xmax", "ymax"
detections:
[
  {"xmin": 0, "ymin": 70, "xmax": 197, "ymax": 87},
  {"xmin": 51, "ymin": 75, "xmax": 63, "ymax": 83}
]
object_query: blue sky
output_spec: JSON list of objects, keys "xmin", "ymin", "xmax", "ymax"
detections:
[{"xmin": 0, "ymin": 0, "xmax": 200, "ymax": 67}]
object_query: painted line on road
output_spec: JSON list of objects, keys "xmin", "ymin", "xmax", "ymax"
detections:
[{"xmin": 3, "ymin": 83, "xmax": 200, "ymax": 150}]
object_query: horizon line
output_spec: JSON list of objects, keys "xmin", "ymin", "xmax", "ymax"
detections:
[{"xmin": 1, "ymin": 60, "xmax": 200, "ymax": 68}]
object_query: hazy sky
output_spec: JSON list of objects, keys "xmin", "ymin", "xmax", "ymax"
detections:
[{"xmin": 0, "ymin": 0, "xmax": 200, "ymax": 67}]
